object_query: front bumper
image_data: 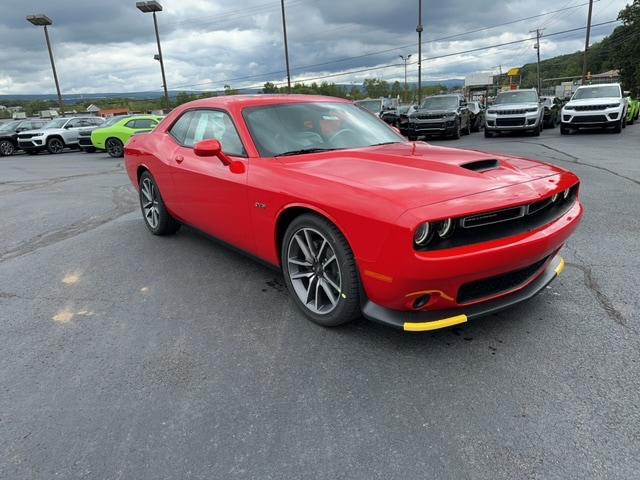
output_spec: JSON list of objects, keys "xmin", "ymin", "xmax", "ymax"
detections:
[
  {"xmin": 561, "ymin": 109, "xmax": 622, "ymax": 127},
  {"xmin": 407, "ymin": 119, "xmax": 458, "ymax": 136},
  {"xmin": 17, "ymin": 139, "xmax": 45, "ymax": 151},
  {"xmin": 78, "ymin": 136, "xmax": 94, "ymax": 148},
  {"xmin": 363, "ymin": 255, "xmax": 564, "ymax": 331},
  {"xmin": 485, "ymin": 114, "xmax": 540, "ymax": 131}
]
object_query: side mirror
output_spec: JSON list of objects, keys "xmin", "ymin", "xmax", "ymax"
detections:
[
  {"xmin": 623, "ymin": 90, "xmax": 631, "ymax": 97},
  {"xmin": 194, "ymin": 139, "xmax": 245, "ymax": 174}
]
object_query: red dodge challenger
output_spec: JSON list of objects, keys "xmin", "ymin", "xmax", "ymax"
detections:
[{"xmin": 124, "ymin": 95, "xmax": 583, "ymax": 332}]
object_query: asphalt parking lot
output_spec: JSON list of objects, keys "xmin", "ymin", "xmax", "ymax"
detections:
[{"xmin": 1, "ymin": 126, "xmax": 639, "ymax": 479}]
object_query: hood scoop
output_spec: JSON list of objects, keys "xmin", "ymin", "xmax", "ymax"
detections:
[{"xmin": 460, "ymin": 159, "xmax": 500, "ymax": 173}]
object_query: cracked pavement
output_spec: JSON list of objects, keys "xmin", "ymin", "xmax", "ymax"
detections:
[{"xmin": 1, "ymin": 127, "xmax": 639, "ymax": 479}]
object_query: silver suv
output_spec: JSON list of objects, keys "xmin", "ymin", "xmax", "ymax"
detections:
[
  {"xmin": 485, "ymin": 89, "xmax": 543, "ymax": 137},
  {"xmin": 17, "ymin": 116, "xmax": 105, "ymax": 154}
]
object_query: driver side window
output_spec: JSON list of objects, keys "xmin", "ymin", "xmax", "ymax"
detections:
[{"xmin": 181, "ymin": 110, "xmax": 245, "ymax": 157}]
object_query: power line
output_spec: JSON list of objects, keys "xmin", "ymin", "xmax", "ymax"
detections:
[{"xmin": 169, "ymin": 4, "xmax": 613, "ymax": 91}]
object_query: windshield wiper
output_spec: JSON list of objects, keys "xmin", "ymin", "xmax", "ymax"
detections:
[
  {"xmin": 370, "ymin": 141, "xmax": 401, "ymax": 146},
  {"xmin": 277, "ymin": 147, "xmax": 339, "ymax": 156}
]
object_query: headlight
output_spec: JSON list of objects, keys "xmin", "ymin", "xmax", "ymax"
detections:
[
  {"xmin": 414, "ymin": 222, "xmax": 432, "ymax": 246},
  {"xmin": 487, "ymin": 109, "xmax": 497, "ymax": 114},
  {"xmin": 30, "ymin": 132, "xmax": 43, "ymax": 136},
  {"xmin": 445, "ymin": 112, "xmax": 456, "ymax": 118},
  {"xmin": 526, "ymin": 107, "xmax": 538, "ymax": 113},
  {"xmin": 605, "ymin": 103, "xmax": 621, "ymax": 108},
  {"xmin": 564, "ymin": 106, "xmax": 575, "ymax": 110},
  {"xmin": 436, "ymin": 218, "xmax": 454, "ymax": 238}
]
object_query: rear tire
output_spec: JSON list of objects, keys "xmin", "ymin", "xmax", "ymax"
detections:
[
  {"xmin": 106, "ymin": 138, "xmax": 124, "ymax": 158},
  {"xmin": 281, "ymin": 214, "xmax": 361, "ymax": 327},
  {"xmin": 138, "ymin": 171, "xmax": 181, "ymax": 235},
  {"xmin": 0, "ymin": 139, "xmax": 15, "ymax": 156}
]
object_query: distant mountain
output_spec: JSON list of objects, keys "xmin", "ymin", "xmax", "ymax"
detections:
[{"xmin": 0, "ymin": 79, "xmax": 466, "ymax": 103}]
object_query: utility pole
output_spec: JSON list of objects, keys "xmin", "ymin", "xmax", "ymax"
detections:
[
  {"xmin": 416, "ymin": 0, "xmax": 423, "ymax": 105},
  {"xmin": 137, "ymin": 2, "xmax": 169, "ymax": 108},
  {"xmin": 581, "ymin": 0, "xmax": 594, "ymax": 84},
  {"xmin": 280, "ymin": 0, "xmax": 291, "ymax": 93},
  {"xmin": 530, "ymin": 28, "xmax": 544, "ymax": 95},
  {"xmin": 399, "ymin": 54, "xmax": 412, "ymax": 101},
  {"xmin": 26, "ymin": 15, "xmax": 64, "ymax": 113}
]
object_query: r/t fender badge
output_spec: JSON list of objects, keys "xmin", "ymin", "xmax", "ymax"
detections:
[{"xmin": 255, "ymin": 202, "xmax": 267, "ymax": 209}]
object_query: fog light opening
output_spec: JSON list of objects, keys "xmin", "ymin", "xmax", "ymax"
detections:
[{"xmin": 413, "ymin": 294, "xmax": 431, "ymax": 310}]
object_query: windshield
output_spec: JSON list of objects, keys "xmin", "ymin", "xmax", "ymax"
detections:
[
  {"xmin": 102, "ymin": 116, "xmax": 125, "ymax": 127},
  {"xmin": 540, "ymin": 97, "xmax": 553, "ymax": 106},
  {"xmin": 0, "ymin": 120, "xmax": 21, "ymax": 132},
  {"xmin": 573, "ymin": 85, "xmax": 620, "ymax": 99},
  {"xmin": 421, "ymin": 96, "xmax": 458, "ymax": 110},
  {"xmin": 495, "ymin": 91, "xmax": 538, "ymax": 104},
  {"xmin": 397, "ymin": 105, "xmax": 411, "ymax": 114},
  {"xmin": 43, "ymin": 118, "xmax": 68, "ymax": 129},
  {"xmin": 244, "ymin": 102, "xmax": 404, "ymax": 157},
  {"xmin": 356, "ymin": 100, "xmax": 382, "ymax": 113}
]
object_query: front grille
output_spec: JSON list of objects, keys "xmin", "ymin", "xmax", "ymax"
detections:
[
  {"xmin": 572, "ymin": 115, "xmax": 607, "ymax": 123},
  {"xmin": 416, "ymin": 113, "xmax": 444, "ymax": 120},
  {"xmin": 574, "ymin": 105, "xmax": 607, "ymax": 111},
  {"xmin": 496, "ymin": 117, "xmax": 526, "ymax": 126},
  {"xmin": 457, "ymin": 256, "xmax": 550, "ymax": 304},
  {"xmin": 18, "ymin": 133, "xmax": 37, "ymax": 139},
  {"xmin": 421, "ymin": 185, "xmax": 579, "ymax": 251},
  {"xmin": 462, "ymin": 206, "xmax": 525, "ymax": 228},
  {"xmin": 496, "ymin": 109, "xmax": 527, "ymax": 115}
]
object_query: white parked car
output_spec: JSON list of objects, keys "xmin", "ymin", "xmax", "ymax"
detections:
[
  {"xmin": 17, "ymin": 116, "xmax": 105, "ymax": 154},
  {"xmin": 561, "ymin": 83, "xmax": 628, "ymax": 134},
  {"xmin": 484, "ymin": 89, "xmax": 544, "ymax": 137}
]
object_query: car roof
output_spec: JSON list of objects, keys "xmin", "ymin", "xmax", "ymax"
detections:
[
  {"xmin": 575, "ymin": 83, "xmax": 620, "ymax": 88},
  {"xmin": 181, "ymin": 94, "xmax": 351, "ymax": 109}
]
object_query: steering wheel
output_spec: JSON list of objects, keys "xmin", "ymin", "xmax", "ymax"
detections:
[{"xmin": 328, "ymin": 128, "xmax": 356, "ymax": 147}]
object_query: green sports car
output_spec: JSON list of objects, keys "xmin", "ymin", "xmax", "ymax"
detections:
[
  {"xmin": 626, "ymin": 98, "xmax": 639, "ymax": 125},
  {"xmin": 90, "ymin": 115, "xmax": 163, "ymax": 157}
]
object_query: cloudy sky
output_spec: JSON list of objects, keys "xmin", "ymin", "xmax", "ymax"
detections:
[{"xmin": 0, "ymin": 0, "xmax": 630, "ymax": 95}]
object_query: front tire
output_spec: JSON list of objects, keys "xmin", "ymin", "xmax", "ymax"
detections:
[
  {"xmin": 451, "ymin": 119, "xmax": 461, "ymax": 139},
  {"xmin": 0, "ymin": 139, "xmax": 15, "ymax": 156},
  {"xmin": 106, "ymin": 138, "xmax": 124, "ymax": 158},
  {"xmin": 138, "ymin": 171, "xmax": 181, "ymax": 235},
  {"xmin": 282, "ymin": 214, "xmax": 361, "ymax": 327},
  {"xmin": 46, "ymin": 137, "xmax": 64, "ymax": 154}
]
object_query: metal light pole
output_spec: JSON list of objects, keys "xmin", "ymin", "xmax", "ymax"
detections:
[
  {"xmin": 399, "ymin": 54, "xmax": 412, "ymax": 101},
  {"xmin": 581, "ymin": 0, "xmax": 594, "ymax": 84},
  {"xmin": 416, "ymin": 0, "xmax": 423, "ymax": 105},
  {"xmin": 26, "ymin": 15, "xmax": 64, "ymax": 113},
  {"xmin": 137, "ymin": 1, "xmax": 169, "ymax": 108},
  {"xmin": 280, "ymin": 0, "xmax": 291, "ymax": 93}
]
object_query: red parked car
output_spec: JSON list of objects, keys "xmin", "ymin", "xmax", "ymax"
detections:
[{"xmin": 124, "ymin": 95, "xmax": 583, "ymax": 332}]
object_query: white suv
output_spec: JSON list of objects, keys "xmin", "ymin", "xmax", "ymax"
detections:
[
  {"xmin": 17, "ymin": 116, "xmax": 105, "ymax": 154},
  {"xmin": 561, "ymin": 83, "xmax": 628, "ymax": 134}
]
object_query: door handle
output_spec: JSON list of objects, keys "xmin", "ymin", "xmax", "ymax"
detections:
[{"xmin": 175, "ymin": 155, "xmax": 184, "ymax": 164}]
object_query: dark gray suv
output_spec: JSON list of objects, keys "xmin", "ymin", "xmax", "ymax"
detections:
[{"xmin": 406, "ymin": 94, "xmax": 471, "ymax": 140}]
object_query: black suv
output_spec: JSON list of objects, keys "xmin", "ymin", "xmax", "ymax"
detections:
[
  {"xmin": 540, "ymin": 96, "xmax": 562, "ymax": 128},
  {"xmin": 406, "ymin": 94, "xmax": 471, "ymax": 140},
  {"xmin": 0, "ymin": 119, "xmax": 47, "ymax": 156}
]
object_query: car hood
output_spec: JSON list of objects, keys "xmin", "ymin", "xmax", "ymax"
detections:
[
  {"xmin": 490, "ymin": 103, "xmax": 539, "ymax": 111},
  {"xmin": 19, "ymin": 127, "xmax": 64, "ymax": 135},
  {"xmin": 280, "ymin": 142, "xmax": 564, "ymax": 211},
  {"xmin": 565, "ymin": 97, "xmax": 621, "ymax": 107}
]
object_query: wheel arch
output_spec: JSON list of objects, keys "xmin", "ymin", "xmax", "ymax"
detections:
[
  {"xmin": 46, "ymin": 134, "xmax": 65, "ymax": 145},
  {"xmin": 274, "ymin": 204, "xmax": 351, "ymax": 266}
]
